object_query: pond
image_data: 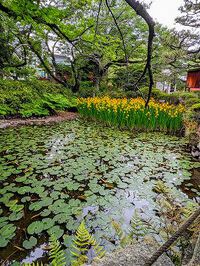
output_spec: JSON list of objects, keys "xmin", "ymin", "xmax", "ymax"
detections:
[{"xmin": 0, "ymin": 120, "xmax": 199, "ymax": 265}]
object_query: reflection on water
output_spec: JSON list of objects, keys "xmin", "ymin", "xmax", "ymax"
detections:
[
  {"xmin": 22, "ymin": 244, "xmax": 48, "ymax": 264},
  {"xmin": 0, "ymin": 120, "xmax": 199, "ymax": 264}
]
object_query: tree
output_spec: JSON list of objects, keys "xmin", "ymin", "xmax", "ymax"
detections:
[
  {"xmin": 0, "ymin": 0, "xmax": 93, "ymax": 89},
  {"xmin": 123, "ymin": 0, "xmax": 155, "ymax": 107},
  {"xmin": 176, "ymin": 0, "xmax": 200, "ymax": 28},
  {"xmin": 0, "ymin": 14, "xmax": 29, "ymax": 75},
  {"xmin": 73, "ymin": 0, "xmax": 148, "ymax": 91},
  {"xmin": 176, "ymin": 0, "xmax": 200, "ymax": 57}
]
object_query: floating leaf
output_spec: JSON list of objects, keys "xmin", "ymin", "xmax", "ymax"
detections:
[{"xmin": 23, "ymin": 236, "xmax": 37, "ymax": 249}]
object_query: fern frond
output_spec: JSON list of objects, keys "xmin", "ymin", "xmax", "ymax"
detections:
[
  {"xmin": 154, "ymin": 180, "xmax": 171, "ymax": 194},
  {"xmin": 71, "ymin": 255, "xmax": 87, "ymax": 266},
  {"xmin": 130, "ymin": 211, "xmax": 149, "ymax": 240},
  {"xmin": 112, "ymin": 220, "xmax": 131, "ymax": 247},
  {"xmin": 22, "ymin": 262, "xmax": 44, "ymax": 266},
  {"xmin": 71, "ymin": 221, "xmax": 105, "ymax": 265},
  {"xmin": 49, "ymin": 234, "xmax": 66, "ymax": 266},
  {"xmin": 112, "ymin": 220, "xmax": 125, "ymax": 240}
]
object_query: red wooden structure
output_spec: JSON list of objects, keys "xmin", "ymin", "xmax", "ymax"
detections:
[{"xmin": 187, "ymin": 68, "xmax": 200, "ymax": 91}]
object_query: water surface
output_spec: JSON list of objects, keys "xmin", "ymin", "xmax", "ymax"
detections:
[{"xmin": 0, "ymin": 120, "xmax": 199, "ymax": 264}]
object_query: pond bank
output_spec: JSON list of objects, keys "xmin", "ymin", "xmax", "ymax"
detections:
[
  {"xmin": 0, "ymin": 112, "xmax": 79, "ymax": 129},
  {"xmin": 92, "ymin": 242, "xmax": 174, "ymax": 266}
]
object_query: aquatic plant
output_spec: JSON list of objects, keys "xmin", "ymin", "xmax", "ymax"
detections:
[
  {"xmin": 0, "ymin": 121, "xmax": 199, "ymax": 263},
  {"xmin": 71, "ymin": 221, "xmax": 105, "ymax": 265},
  {"xmin": 78, "ymin": 97, "xmax": 185, "ymax": 133},
  {"xmin": 22, "ymin": 221, "xmax": 105, "ymax": 266},
  {"xmin": 49, "ymin": 234, "xmax": 66, "ymax": 266}
]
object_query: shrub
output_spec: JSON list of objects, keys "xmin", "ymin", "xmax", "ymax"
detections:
[
  {"xmin": 190, "ymin": 103, "xmax": 200, "ymax": 111},
  {"xmin": 78, "ymin": 87, "xmax": 96, "ymax": 98},
  {"xmin": 43, "ymin": 93, "xmax": 76, "ymax": 110},
  {"xmin": 0, "ymin": 79, "xmax": 76, "ymax": 118},
  {"xmin": 0, "ymin": 104, "xmax": 15, "ymax": 117},
  {"xmin": 185, "ymin": 97, "xmax": 200, "ymax": 107},
  {"xmin": 19, "ymin": 101, "xmax": 50, "ymax": 118},
  {"xmin": 140, "ymin": 87, "xmax": 199, "ymax": 106}
]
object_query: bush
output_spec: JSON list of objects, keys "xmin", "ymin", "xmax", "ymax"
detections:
[
  {"xmin": 190, "ymin": 103, "xmax": 200, "ymax": 111},
  {"xmin": 43, "ymin": 93, "xmax": 76, "ymax": 110},
  {"xmin": 185, "ymin": 97, "xmax": 200, "ymax": 107},
  {"xmin": 19, "ymin": 101, "xmax": 50, "ymax": 118},
  {"xmin": 0, "ymin": 79, "xmax": 76, "ymax": 118},
  {"xmin": 78, "ymin": 83, "xmax": 96, "ymax": 98},
  {"xmin": 140, "ymin": 88, "xmax": 199, "ymax": 106},
  {"xmin": 0, "ymin": 104, "xmax": 15, "ymax": 116}
]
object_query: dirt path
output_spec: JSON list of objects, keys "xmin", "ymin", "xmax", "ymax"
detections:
[{"xmin": 0, "ymin": 112, "xmax": 79, "ymax": 129}]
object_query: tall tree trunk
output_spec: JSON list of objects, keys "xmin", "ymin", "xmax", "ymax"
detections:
[
  {"xmin": 71, "ymin": 61, "xmax": 80, "ymax": 93},
  {"xmin": 124, "ymin": 0, "xmax": 155, "ymax": 107}
]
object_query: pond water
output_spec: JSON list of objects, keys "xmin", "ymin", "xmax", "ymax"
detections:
[{"xmin": 0, "ymin": 120, "xmax": 199, "ymax": 265}]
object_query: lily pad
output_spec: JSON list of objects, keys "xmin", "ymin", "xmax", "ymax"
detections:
[
  {"xmin": 23, "ymin": 236, "xmax": 37, "ymax": 249},
  {"xmin": 48, "ymin": 225, "xmax": 64, "ymax": 239}
]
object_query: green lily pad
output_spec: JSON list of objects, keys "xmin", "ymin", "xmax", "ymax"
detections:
[
  {"xmin": 0, "ymin": 223, "xmax": 16, "ymax": 247},
  {"xmin": 48, "ymin": 225, "xmax": 64, "ymax": 239},
  {"xmin": 23, "ymin": 236, "xmax": 37, "ymax": 249},
  {"xmin": 9, "ymin": 211, "xmax": 23, "ymax": 221}
]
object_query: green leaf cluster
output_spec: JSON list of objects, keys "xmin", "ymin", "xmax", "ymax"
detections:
[{"xmin": 0, "ymin": 79, "xmax": 76, "ymax": 117}]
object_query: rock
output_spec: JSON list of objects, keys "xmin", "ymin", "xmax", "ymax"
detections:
[
  {"xmin": 188, "ymin": 127, "xmax": 200, "ymax": 160},
  {"xmin": 91, "ymin": 242, "xmax": 174, "ymax": 266}
]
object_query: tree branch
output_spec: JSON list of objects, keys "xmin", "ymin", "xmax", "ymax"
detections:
[
  {"xmin": 27, "ymin": 39, "xmax": 67, "ymax": 87},
  {"xmin": 124, "ymin": 0, "xmax": 155, "ymax": 107},
  {"xmin": 105, "ymin": 0, "xmax": 128, "ymax": 64},
  {"xmin": 95, "ymin": 0, "xmax": 103, "ymax": 38}
]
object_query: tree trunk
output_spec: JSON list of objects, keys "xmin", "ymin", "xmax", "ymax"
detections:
[
  {"xmin": 124, "ymin": 0, "xmax": 155, "ymax": 108},
  {"xmin": 95, "ymin": 76, "xmax": 101, "ymax": 91},
  {"xmin": 71, "ymin": 61, "xmax": 80, "ymax": 93}
]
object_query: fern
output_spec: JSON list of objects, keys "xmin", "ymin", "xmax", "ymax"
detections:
[
  {"xmin": 49, "ymin": 234, "xmax": 66, "ymax": 266},
  {"xmin": 71, "ymin": 221, "xmax": 105, "ymax": 266},
  {"xmin": 23, "ymin": 262, "xmax": 44, "ymax": 266},
  {"xmin": 154, "ymin": 180, "xmax": 171, "ymax": 194},
  {"xmin": 129, "ymin": 211, "xmax": 150, "ymax": 240},
  {"xmin": 112, "ymin": 220, "xmax": 132, "ymax": 247}
]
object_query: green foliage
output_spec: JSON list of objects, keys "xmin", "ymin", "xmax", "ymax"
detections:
[
  {"xmin": 71, "ymin": 221, "xmax": 105, "ymax": 266},
  {"xmin": 49, "ymin": 234, "xmax": 66, "ymax": 266},
  {"xmin": 140, "ymin": 87, "xmax": 199, "ymax": 106},
  {"xmin": 0, "ymin": 223, "xmax": 16, "ymax": 247},
  {"xmin": 78, "ymin": 97, "xmax": 185, "ymax": 133},
  {"xmin": 184, "ymin": 97, "xmax": 200, "ymax": 107},
  {"xmin": 129, "ymin": 212, "xmax": 150, "ymax": 240},
  {"xmin": 19, "ymin": 100, "xmax": 50, "ymax": 117},
  {"xmin": 153, "ymin": 179, "xmax": 200, "ymax": 265},
  {"xmin": 23, "ymin": 222, "xmax": 104, "ymax": 266},
  {"xmin": 112, "ymin": 220, "xmax": 132, "ymax": 247},
  {"xmin": 0, "ymin": 104, "xmax": 15, "ymax": 116},
  {"xmin": 0, "ymin": 120, "xmax": 198, "ymax": 263},
  {"xmin": 78, "ymin": 82, "xmax": 96, "ymax": 98},
  {"xmin": 23, "ymin": 263, "xmax": 44, "ymax": 266},
  {"xmin": 43, "ymin": 94, "xmax": 77, "ymax": 110},
  {"xmin": 190, "ymin": 103, "xmax": 200, "ymax": 111},
  {"xmin": 112, "ymin": 211, "xmax": 151, "ymax": 248},
  {"xmin": 23, "ymin": 236, "xmax": 37, "ymax": 250},
  {"xmin": 0, "ymin": 79, "xmax": 76, "ymax": 117}
]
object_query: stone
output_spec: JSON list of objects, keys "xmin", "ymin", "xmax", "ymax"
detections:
[{"xmin": 91, "ymin": 242, "xmax": 174, "ymax": 266}]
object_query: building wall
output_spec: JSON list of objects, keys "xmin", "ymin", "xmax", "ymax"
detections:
[{"xmin": 187, "ymin": 70, "xmax": 200, "ymax": 90}]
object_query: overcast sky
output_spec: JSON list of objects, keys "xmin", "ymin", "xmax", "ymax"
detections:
[{"xmin": 147, "ymin": 0, "xmax": 184, "ymax": 29}]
